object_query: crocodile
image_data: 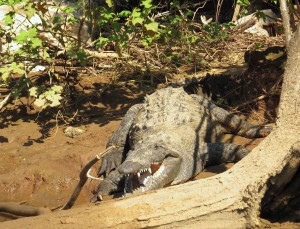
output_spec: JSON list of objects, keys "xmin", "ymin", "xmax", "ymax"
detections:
[{"xmin": 90, "ymin": 85, "xmax": 272, "ymax": 202}]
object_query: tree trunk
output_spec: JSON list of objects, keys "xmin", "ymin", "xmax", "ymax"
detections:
[{"xmin": 2, "ymin": 33, "xmax": 300, "ymax": 229}]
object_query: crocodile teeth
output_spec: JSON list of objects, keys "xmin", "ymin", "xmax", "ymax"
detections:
[
  {"xmin": 142, "ymin": 175, "xmax": 152, "ymax": 185},
  {"xmin": 148, "ymin": 168, "xmax": 152, "ymax": 174},
  {"xmin": 137, "ymin": 172, "xmax": 140, "ymax": 178}
]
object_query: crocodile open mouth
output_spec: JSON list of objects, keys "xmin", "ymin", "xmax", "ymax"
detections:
[{"xmin": 124, "ymin": 162, "xmax": 162, "ymax": 193}]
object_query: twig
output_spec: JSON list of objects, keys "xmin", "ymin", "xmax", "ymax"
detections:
[
  {"xmin": 77, "ymin": 0, "xmax": 87, "ymax": 48},
  {"xmin": 61, "ymin": 145, "xmax": 116, "ymax": 210},
  {"xmin": 232, "ymin": 3, "xmax": 240, "ymax": 22},
  {"xmin": 87, "ymin": 168, "xmax": 103, "ymax": 180},
  {"xmin": 192, "ymin": 1, "xmax": 208, "ymax": 21},
  {"xmin": 0, "ymin": 93, "xmax": 11, "ymax": 111},
  {"xmin": 216, "ymin": 0, "xmax": 224, "ymax": 23},
  {"xmin": 49, "ymin": 110, "xmax": 73, "ymax": 139},
  {"xmin": 234, "ymin": 95, "xmax": 268, "ymax": 110},
  {"xmin": 84, "ymin": 49, "xmax": 129, "ymax": 59},
  {"xmin": 154, "ymin": 11, "xmax": 170, "ymax": 19}
]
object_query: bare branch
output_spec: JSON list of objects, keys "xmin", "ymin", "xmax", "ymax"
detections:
[
  {"xmin": 280, "ymin": 0, "xmax": 292, "ymax": 46},
  {"xmin": 0, "ymin": 93, "xmax": 11, "ymax": 112},
  {"xmin": 232, "ymin": 3, "xmax": 241, "ymax": 22},
  {"xmin": 216, "ymin": 0, "xmax": 224, "ymax": 23}
]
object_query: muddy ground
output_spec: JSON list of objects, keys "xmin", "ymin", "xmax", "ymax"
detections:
[{"xmin": 1, "ymin": 35, "xmax": 299, "ymax": 227}]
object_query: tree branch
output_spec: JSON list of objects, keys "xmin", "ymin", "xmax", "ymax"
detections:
[{"xmin": 279, "ymin": 0, "xmax": 292, "ymax": 46}]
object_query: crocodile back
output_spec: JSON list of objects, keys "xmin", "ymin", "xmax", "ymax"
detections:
[{"xmin": 129, "ymin": 87, "xmax": 222, "ymax": 152}]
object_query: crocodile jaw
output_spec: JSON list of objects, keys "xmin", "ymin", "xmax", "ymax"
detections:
[
  {"xmin": 118, "ymin": 146, "xmax": 181, "ymax": 194},
  {"xmin": 123, "ymin": 162, "xmax": 166, "ymax": 194}
]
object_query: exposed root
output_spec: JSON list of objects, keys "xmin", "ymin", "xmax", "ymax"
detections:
[
  {"xmin": 87, "ymin": 168, "xmax": 103, "ymax": 180},
  {"xmin": 61, "ymin": 145, "xmax": 115, "ymax": 210},
  {"xmin": 0, "ymin": 202, "xmax": 51, "ymax": 217},
  {"xmin": 0, "ymin": 146, "xmax": 116, "ymax": 218}
]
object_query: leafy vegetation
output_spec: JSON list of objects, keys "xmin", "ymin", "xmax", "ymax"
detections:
[{"xmin": 0, "ymin": 0, "xmax": 281, "ymax": 113}]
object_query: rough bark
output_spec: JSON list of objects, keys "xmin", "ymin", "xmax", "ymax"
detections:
[{"xmin": 259, "ymin": 23, "xmax": 300, "ymax": 220}]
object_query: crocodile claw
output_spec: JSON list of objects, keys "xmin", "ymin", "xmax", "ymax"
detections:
[{"xmin": 98, "ymin": 147, "xmax": 123, "ymax": 176}]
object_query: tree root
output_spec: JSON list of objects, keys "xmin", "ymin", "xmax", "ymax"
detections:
[
  {"xmin": 0, "ymin": 202, "xmax": 51, "ymax": 217},
  {"xmin": 61, "ymin": 145, "xmax": 115, "ymax": 210},
  {"xmin": 0, "ymin": 146, "xmax": 115, "ymax": 218},
  {"xmin": 261, "ymin": 141, "xmax": 300, "ymax": 220}
]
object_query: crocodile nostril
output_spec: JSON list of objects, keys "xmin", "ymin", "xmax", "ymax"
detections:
[{"xmin": 118, "ymin": 161, "xmax": 143, "ymax": 174}]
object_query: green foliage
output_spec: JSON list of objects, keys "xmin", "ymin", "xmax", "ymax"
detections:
[
  {"xmin": 14, "ymin": 28, "xmax": 43, "ymax": 58},
  {"xmin": 29, "ymin": 85, "xmax": 63, "ymax": 109},
  {"xmin": 0, "ymin": 62, "xmax": 25, "ymax": 83},
  {"xmin": 154, "ymin": 2, "xmax": 234, "ymax": 66},
  {"xmin": 203, "ymin": 22, "xmax": 234, "ymax": 42},
  {"xmin": 0, "ymin": 0, "xmax": 237, "ymax": 113},
  {"xmin": 237, "ymin": 0, "xmax": 250, "ymax": 7},
  {"xmin": 11, "ymin": 77, "xmax": 31, "ymax": 98},
  {"xmin": 95, "ymin": 0, "xmax": 159, "ymax": 49},
  {"xmin": 0, "ymin": 0, "xmax": 83, "ymax": 110},
  {"xmin": 66, "ymin": 48, "xmax": 90, "ymax": 66}
]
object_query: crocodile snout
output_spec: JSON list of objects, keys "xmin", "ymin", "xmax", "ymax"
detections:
[{"xmin": 118, "ymin": 161, "xmax": 143, "ymax": 174}]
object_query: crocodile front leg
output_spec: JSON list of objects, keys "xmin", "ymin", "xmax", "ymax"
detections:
[
  {"xmin": 201, "ymin": 142, "xmax": 250, "ymax": 167},
  {"xmin": 192, "ymin": 95, "xmax": 272, "ymax": 138},
  {"xmin": 98, "ymin": 104, "xmax": 143, "ymax": 176},
  {"xmin": 90, "ymin": 170, "xmax": 124, "ymax": 202}
]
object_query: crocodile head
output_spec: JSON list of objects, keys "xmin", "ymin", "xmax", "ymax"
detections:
[{"xmin": 118, "ymin": 144, "xmax": 181, "ymax": 195}]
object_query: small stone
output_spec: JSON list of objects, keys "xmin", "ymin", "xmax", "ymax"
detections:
[{"xmin": 64, "ymin": 126, "xmax": 84, "ymax": 138}]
